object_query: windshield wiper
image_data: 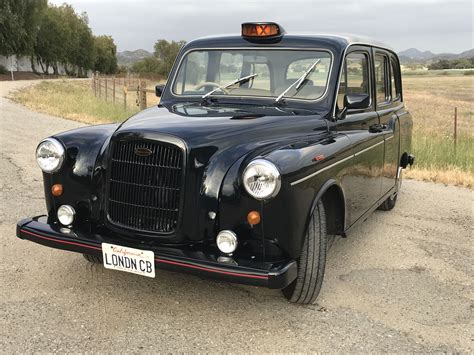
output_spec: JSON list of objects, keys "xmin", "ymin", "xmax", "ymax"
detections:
[
  {"xmin": 201, "ymin": 73, "xmax": 258, "ymax": 101},
  {"xmin": 275, "ymin": 59, "xmax": 321, "ymax": 104}
]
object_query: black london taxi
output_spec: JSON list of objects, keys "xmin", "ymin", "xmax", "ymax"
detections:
[{"xmin": 17, "ymin": 23, "xmax": 414, "ymax": 304}]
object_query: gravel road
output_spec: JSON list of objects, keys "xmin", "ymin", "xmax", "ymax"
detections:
[{"xmin": 1, "ymin": 80, "xmax": 472, "ymax": 352}]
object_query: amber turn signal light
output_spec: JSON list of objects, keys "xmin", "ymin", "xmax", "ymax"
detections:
[
  {"xmin": 241, "ymin": 23, "xmax": 281, "ymax": 38},
  {"xmin": 51, "ymin": 184, "xmax": 63, "ymax": 196},
  {"xmin": 247, "ymin": 211, "xmax": 261, "ymax": 225}
]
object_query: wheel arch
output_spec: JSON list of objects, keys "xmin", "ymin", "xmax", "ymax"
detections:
[{"xmin": 306, "ymin": 179, "xmax": 346, "ymax": 240}]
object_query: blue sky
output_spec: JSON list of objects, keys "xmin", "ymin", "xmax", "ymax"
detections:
[{"xmin": 50, "ymin": 0, "xmax": 473, "ymax": 53}]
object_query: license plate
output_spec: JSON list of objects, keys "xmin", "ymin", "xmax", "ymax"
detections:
[{"xmin": 102, "ymin": 243, "xmax": 155, "ymax": 278}]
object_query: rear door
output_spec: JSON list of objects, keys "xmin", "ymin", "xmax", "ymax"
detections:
[
  {"xmin": 373, "ymin": 49, "xmax": 402, "ymax": 195},
  {"xmin": 337, "ymin": 46, "xmax": 384, "ymax": 225}
]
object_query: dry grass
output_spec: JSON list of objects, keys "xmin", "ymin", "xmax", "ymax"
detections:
[
  {"xmin": 404, "ymin": 166, "xmax": 474, "ymax": 188},
  {"xmin": 403, "ymin": 75, "xmax": 473, "ymax": 137},
  {"xmin": 11, "ymin": 73, "xmax": 474, "ymax": 188},
  {"xmin": 402, "ymin": 73, "xmax": 473, "ymax": 188},
  {"xmin": 12, "ymin": 80, "xmax": 140, "ymax": 124}
]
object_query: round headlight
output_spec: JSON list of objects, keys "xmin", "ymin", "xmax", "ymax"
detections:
[
  {"xmin": 57, "ymin": 205, "xmax": 75, "ymax": 226},
  {"xmin": 36, "ymin": 138, "xmax": 65, "ymax": 173},
  {"xmin": 216, "ymin": 230, "xmax": 238, "ymax": 254},
  {"xmin": 242, "ymin": 159, "xmax": 281, "ymax": 200}
]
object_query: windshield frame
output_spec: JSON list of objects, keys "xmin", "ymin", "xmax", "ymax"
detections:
[{"xmin": 169, "ymin": 47, "xmax": 334, "ymax": 104}]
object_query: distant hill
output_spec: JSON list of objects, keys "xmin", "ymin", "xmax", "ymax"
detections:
[
  {"xmin": 117, "ymin": 49, "xmax": 153, "ymax": 67},
  {"xmin": 398, "ymin": 48, "xmax": 436, "ymax": 60},
  {"xmin": 398, "ymin": 48, "xmax": 474, "ymax": 64}
]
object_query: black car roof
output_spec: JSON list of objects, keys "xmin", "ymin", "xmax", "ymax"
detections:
[{"xmin": 185, "ymin": 33, "xmax": 394, "ymax": 55}]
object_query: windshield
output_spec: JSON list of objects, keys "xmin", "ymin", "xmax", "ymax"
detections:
[{"xmin": 172, "ymin": 49, "xmax": 332, "ymax": 101}]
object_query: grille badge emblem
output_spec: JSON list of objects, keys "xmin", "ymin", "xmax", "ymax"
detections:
[{"xmin": 134, "ymin": 147, "xmax": 153, "ymax": 157}]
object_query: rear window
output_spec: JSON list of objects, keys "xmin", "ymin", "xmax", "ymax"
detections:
[{"xmin": 375, "ymin": 54, "xmax": 390, "ymax": 105}]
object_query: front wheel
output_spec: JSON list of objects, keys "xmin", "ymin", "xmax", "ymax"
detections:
[{"xmin": 282, "ymin": 200, "xmax": 329, "ymax": 304}]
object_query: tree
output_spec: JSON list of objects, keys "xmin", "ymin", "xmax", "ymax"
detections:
[
  {"xmin": 0, "ymin": 0, "xmax": 47, "ymax": 78},
  {"xmin": 131, "ymin": 57, "xmax": 161, "ymax": 74},
  {"xmin": 428, "ymin": 57, "xmax": 474, "ymax": 70},
  {"xmin": 0, "ymin": 0, "xmax": 47, "ymax": 56},
  {"xmin": 74, "ymin": 17, "xmax": 95, "ymax": 77},
  {"xmin": 58, "ymin": 6, "xmax": 95, "ymax": 77},
  {"xmin": 1, "ymin": 1, "xmax": 118, "ymax": 78},
  {"xmin": 34, "ymin": 5, "xmax": 69, "ymax": 74},
  {"xmin": 93, "ymin": 35, "xmax": 118, "ymax": 74},
  {"xmin": 153, "ymin": 39, "xmax": 186, "ymax": 77}
]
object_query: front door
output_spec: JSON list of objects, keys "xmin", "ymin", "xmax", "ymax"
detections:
[{"xmin": 337, "ymin": 47, "xmax": 384, "ymax": 225}]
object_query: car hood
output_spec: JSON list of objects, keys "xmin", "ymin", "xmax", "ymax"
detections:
[
  {"xmin": 114, "ymin": 103, "xmax": 329, "ymax": 202},
  {"xmin": 117, "ymin": 103, "xmax": 328, "ymax": 152}
]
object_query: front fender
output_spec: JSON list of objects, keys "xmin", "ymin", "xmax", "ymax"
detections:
[
  {"xmin": 219, "ymin": 132, "xmax": 352, "ymax": 260},
  {"xmin": 42, "ymin": 123, "xmax": 119, "ymax": 220}
]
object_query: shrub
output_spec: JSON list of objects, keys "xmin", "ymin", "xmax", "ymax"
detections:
[{"xmin": 0, "ymin": 65, "xmax": 8, "ymax": 74}]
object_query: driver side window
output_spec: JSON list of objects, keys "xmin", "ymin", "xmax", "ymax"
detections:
[{"xmin": 337, "ymin": 52, "xmax": 370, "ymax": 110}]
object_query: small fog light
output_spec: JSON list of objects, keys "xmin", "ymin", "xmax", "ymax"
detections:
[
  {"xmin": 216, "ymin": 230, "xmax": 238, "ymax": 254},
  {"xmin": 57, "ymin": 205, "xmax": 75, "ymax": 226}
]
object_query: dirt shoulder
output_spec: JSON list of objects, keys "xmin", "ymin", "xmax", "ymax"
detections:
[{"xmin": 0, "ymin": 71, "xmax": 69, "ymax": 81}]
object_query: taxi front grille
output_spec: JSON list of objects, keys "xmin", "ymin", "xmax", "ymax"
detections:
[{"xmin": 107, "ymin": 140, "xmax": 184, "ymax": 233}]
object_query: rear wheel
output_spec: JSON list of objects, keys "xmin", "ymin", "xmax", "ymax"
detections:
[
  {"xmin": 83, "ymin": 254, "xmax": 102, "ymax": 264},
  {"xmin": 282, "ymin": 200, "xmax": 328, "ymax": 304},
  {"xmin": 379, "ymin": 167, "xmax": 403, "ymax": 211}
]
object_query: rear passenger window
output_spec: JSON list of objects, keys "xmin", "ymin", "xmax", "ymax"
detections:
[
  {"xmin": 375, "ymin": 54, "xmax": 390, "ymax": 105},
  {"xmin": 337, "ymin": 52, "xmax": 370, "ymax": 109},
  {"xmin": 390, "ymin": 57, "xmax": 401, "ymax": 101}
]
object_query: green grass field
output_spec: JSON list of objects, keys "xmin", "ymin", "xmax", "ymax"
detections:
[{"xmin": 12, "ymin": 72, "xmax": 474, "ymax": 187}]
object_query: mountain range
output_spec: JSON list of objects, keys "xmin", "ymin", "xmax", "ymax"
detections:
[
  {"xmin": 117, "ymin": 48, "xmax": 474, "ymax": 67},
  {"xmin": 397, "ymin": 48, "xmax": 474, "ymax": 64},
  {"xmin": 117, "ymin": 49, "xmax": 153, "ymax": 67}
]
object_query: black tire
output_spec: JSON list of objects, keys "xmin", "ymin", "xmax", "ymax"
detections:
[
  {"xmin": 378, "ymin": 193, "xmax": 398, "ymax": 211},
  {"xmin": 83, "ymin": 254, "xmax": 102, "ymax": 264},
  {"xmin": 282, "ymin": 200, "xmax": 328, "ymax": 304},
  {"xmin": 378, "ymin": 168, "xmax": 402, "ymax": 211}
]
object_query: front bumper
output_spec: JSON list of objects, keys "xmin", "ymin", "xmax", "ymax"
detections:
[{"xmin": 16, "ymin": 216, "xmax": 297, "ymax": 289}]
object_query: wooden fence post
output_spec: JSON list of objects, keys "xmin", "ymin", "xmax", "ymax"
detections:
[
  {"xmin": 98, "ymin": 76, "xmax": 101, "ymax": 98},
  {"xmin": 140, "ymin": 81, "xmax": 147, "ymax": 110},
  {"xmin": 123, "ymin": 85, "xmax": 127, "ymax": 110},
  {"xmin": 454, "ymin": 107, "xmax": 457, "ymax": 153},
  {"xmin": 113, "ymin": 77, "xmax": 116, "ymax": 104},
  {"xmin": 92, "ymin": 73, "xmax": 96, "ymax": 96},
  {"xmin": 105, "ymin": 78, "xmax": 108, "ymax": 101}
]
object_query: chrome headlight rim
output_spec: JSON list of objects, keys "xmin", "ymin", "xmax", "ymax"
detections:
[
  {"xmin": 242, "ymin": 158, "xmax": 281, "ymax": 200},
  {"xmin": 36, "ymin": 138, "xmax": 65, "ymax": 173}
]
